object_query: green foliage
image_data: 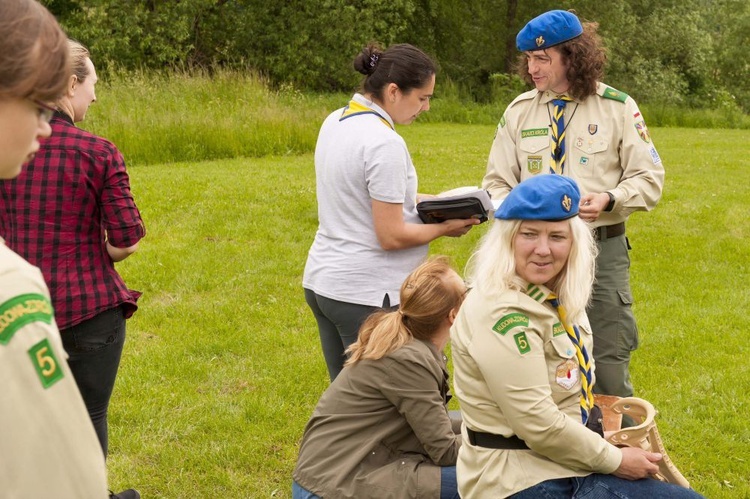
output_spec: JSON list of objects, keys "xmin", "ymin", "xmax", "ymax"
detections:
[
  {"xmin": 44, "ymin": 0, "xmax": 750, "ymax": 113},
  {"xmin": 106, "ymin": 124, "xmax": 750, "ymax": 497}
]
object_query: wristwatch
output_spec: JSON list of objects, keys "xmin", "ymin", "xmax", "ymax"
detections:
[{"xmin": 604, "ymin": 192, "xmax": 615, "ymax": 212}]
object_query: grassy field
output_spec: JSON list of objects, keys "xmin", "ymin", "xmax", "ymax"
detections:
[{"xmin": 105, "ymin": 123, "xmax": 749, "ymax": 498}]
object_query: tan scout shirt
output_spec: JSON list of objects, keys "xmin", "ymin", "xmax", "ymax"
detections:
[
  {"xmin": 450, "ymin": 283, "xmax": 621, "ymax": 498},
  {"xmin": 482, "ymin": 83, "xmax": 664, "ymax": 228},
  {"xmin": 293, "ymin": 339, "xmax": 460, "ymax": 498},
  {"xmin": 0, "ymin": 241, "xmax": 109, "ymax": 498}
]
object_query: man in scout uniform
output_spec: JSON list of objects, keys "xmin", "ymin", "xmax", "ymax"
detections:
[{"xmin": 482, "ymin": 9, "xmax": 665, "ymax": 400}]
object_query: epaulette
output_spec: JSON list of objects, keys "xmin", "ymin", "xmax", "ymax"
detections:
[
  {"xmin": 599, "ymin": 85, "xmax": 629, "ymax": 103},
  {"xmin": 507, "ymin": 88, "xmax": 539, "ymax": 109}
]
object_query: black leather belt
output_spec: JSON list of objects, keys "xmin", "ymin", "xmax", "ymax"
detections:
[
  {"xmin": 594, "ymin": 222, "xmax": 625, "ymax": 241},
  {"xmin": 466, "ymin": 428, "xmax": 529, "ymax": 450}
]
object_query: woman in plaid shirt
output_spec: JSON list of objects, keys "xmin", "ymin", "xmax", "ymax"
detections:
[{"xmin": 0, "ymin": 39, "xmax": 145, "ymax": 460}]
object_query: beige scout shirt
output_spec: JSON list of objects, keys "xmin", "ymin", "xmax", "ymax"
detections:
[
  {"xmin": 482, "ymin": 83, "xmax": 664, "ymax": 228},
  {"xmin": 450, "ymin": 282, "xmax": 622, "ymax": 498},
  {"xmin": 293, "ymin": 339, "xmax": 460, "ymax": 498},
  {"xmin": 0, "ymin": 241, "xmax": 109, "ymax": 498}
]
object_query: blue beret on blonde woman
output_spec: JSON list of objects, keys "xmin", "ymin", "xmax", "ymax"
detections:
[{"xmin": 495, "ymin": 175, "xmax": 581, "ymax": 221}]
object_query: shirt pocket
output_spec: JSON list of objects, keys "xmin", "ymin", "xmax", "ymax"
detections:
[
  {"xmin": 547, "ymin": 336, "xmax": 579, "ymax": 395},
  {"xmin": 571, "ymin": 134, "xmax": 609, "ymax": 178},
  {"xmin": 519, "ymin": 136, "xmax": 550, "ymax": 176}
]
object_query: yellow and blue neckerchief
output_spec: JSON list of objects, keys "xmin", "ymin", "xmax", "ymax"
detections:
[{"xmin": 340, "ymin": 99, "xmax": 393, "ymax": 130}]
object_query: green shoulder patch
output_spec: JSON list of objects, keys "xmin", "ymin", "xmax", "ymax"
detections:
[
  {"xmin": 553, "ymin": 322, "xmax": 566, "ymax": 337},
  {"xmin": 0, "ymin": 293, "xmax": 54, "ymax": 345},
  {"xmin": 514, "ymin": 332, "xmax": 531, "ymax": 354},
  {"xmin": 499, "ymin": 114, "xmax": 506, "ymax": 128},
  {"xmin": 28, "ymin": 338, "xmax": 64, "ymax": 389},
  {"xmin": 492, "ymin": 313, "xmax": 529, "ymax": 336},
  {"xmin": 601, "ymin": 86, "xmax": 629, "ymax": 103}
]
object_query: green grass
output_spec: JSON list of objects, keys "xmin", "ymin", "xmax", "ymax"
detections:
[
  {"xmin": 106, "ymin": 123, "xmax": 750, "ymax": 497},
  {"xmin": 83, "ymin": 70, "xmax": 750, "ymax": 168}
]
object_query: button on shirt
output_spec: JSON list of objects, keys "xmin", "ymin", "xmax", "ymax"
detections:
[{"xmin": 0, "ymin": 112, "xmax": 145, "ymax": 329}]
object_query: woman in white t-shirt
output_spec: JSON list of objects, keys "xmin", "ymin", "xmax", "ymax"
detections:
[{"xmin": 303, "ymin": 42, "xmax": 479, "ymax": 381}]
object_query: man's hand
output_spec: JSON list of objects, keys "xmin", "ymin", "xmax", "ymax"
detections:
[{"xmin": 579, "ymin": 192, "xmax": 610, "ymax": 222}]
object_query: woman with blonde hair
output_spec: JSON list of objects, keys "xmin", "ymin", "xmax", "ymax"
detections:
[
  {"xmin": 451, "ymin": 175, "xmax": 703, "ymax": 498},
  {"xmin": 293, "ymin": 257, "xmax": 466, "ymax": 499},
  {"xmin": 0, "ymin": 1, "xmax": 111, "ymax": 496},
  {"xmin": 0, "ymin": 38, "xmax": 145, "ymax": 471}
]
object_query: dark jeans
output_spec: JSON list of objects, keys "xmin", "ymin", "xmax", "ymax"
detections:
[
  {"xmin": 509, "ymin": 475, "xmax": 706, "ymax": 499},
  {"xmin": 61, "ymin": 306, "xmax": 126, "ymax": 457},
  {"xmin": 304, "ymin": 288, "xmax": 390, "ymax": 381}
]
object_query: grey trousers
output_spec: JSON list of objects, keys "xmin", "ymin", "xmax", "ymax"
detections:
[
  {"xmin": 588, "ymin": 233, "xmax": 638, "ymax": 398},
  {"xmin": 304, "ymin": 288, "xmax": 391, "ymax": 381}
]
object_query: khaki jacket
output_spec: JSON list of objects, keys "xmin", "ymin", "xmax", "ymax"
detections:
[
  {"xmin": 293, "ymin": 339, "xmax": 460, "ymax": 498},
  {"xmin": 482, "ymin": 83, "xmax": 665, "ymax": 227},
  {"xmin": 450, "ymin": 283, "xmax": 621, "ymax": 498},
  {"xmin": 0, "ymin": 241, "xmax": 109, "ymax": 498}
]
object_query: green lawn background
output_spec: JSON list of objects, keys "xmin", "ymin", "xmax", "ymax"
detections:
[{"xmin": 108, "ymin": 124, "xmax": 749, "ymax": 498}]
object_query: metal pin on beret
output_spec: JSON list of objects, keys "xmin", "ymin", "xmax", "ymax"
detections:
[
  {"xmin": 495, "ymin": 175, "xmax": 581, "ymax": 221},
  {"xmin": 516, "ymin": 10, "xmax": 583, "ymax": 52}
]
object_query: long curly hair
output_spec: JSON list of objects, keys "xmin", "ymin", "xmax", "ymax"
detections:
[{"xmin": 515, "ymin": 21, "xmax": 606, "ymax": 100}]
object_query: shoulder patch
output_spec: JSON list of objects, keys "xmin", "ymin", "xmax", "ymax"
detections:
[
  {"xmin": 514, "ymin": 332, "xmax": 531, "ymax": 354},
  {"xmin": 0, "ymin": 294, "xmax": 54, "ymax": 345},
  {"xmin": 601, "ymin": 86, "xmax": 629, "ymax": 103},
  {"xmin": 553, "ymin": 322, "xmax": 566, "ymax": 337},
  {"xmin": 492, "ymin": 313, "xmax": 529, "ymax": 336}
]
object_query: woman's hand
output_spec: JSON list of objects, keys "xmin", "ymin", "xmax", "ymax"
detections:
[
  {"xmin": 612, "ymin": 447, "xmax": 662, "ymax": 480},
  {"xmin": 441, "ymin": 217, "xmax": 481, "ymax": 237}
]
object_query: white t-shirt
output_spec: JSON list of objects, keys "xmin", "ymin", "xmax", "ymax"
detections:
[
  {"xmin": 303, "ymin": 94, "xmax": 427, "ymax": 307},
  {"xmin": 0, "ymin": 240, "xmax": 109, "ymax": 498}
]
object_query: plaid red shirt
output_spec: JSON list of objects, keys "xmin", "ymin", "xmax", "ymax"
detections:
[{"xmin": 0, "ymin": 112, "xmax": 145, "ymax": 329}]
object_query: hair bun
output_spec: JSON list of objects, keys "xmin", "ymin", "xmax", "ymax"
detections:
[{"xmin": 354, "ymin": 46, "xmax": 381, "ymax": 76}]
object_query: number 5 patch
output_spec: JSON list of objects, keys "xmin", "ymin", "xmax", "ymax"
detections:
[
  {"xmin": 514, "ymin": 332, "xmax": 531, "ymax": 355},
  {"xmin": 28, "ymin": 338, "xmax": 64, "ymax": 389}
]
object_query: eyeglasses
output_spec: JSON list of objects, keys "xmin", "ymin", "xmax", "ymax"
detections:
[{"xmin": 30, "ymin": 99, "xmax": 56, "ymax": 123}]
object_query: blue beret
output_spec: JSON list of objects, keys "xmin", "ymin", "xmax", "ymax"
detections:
[
  {"xmin": 516, "ymin": 10, "xmax": 583, "ymax": 52},
  {"xmin": 495, "ymin": 175, "xmax": 580, "ymax": 221}
]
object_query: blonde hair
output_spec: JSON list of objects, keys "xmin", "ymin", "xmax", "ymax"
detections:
[
  {"xmin": 467, "ymin": 216, "xmax": 597, "ymax": 322},
  {"xmin": 345, "ymin": 257, "xmax": 464, "ymax": 365},
  {"xmin": 68, "ymin": 39, "xmax": 91, "ymax": 83},
  {"xmin": 0, "ymin": 0, "xmax": 69, "ymax": 102}
]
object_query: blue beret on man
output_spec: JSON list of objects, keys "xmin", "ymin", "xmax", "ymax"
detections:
[
  {"xmin": 516, "ymin": 10, "xmax": 583, "ymax": 52},
  {"xmin": 495, "ymin": 175, "xmax": 580, "ymax": 221}
]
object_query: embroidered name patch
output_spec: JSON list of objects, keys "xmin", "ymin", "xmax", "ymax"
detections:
[
  {"xmin": 521, "ymin": 128, "xmax": 548, "ymax": 139},
  {"xmin": 0, "ymin": 293, "xmax": 54, "ymax": 345},
  {"xmin": 649, "ymin": 146, "xmax": 661, "ymax": 164},
  {"xmin": 553, "ymin": 322, "xmax": 566, "ymax": 337},
  {"xmin": 492, "ymin": 313, "xmax": 529, "ymax": 336}
]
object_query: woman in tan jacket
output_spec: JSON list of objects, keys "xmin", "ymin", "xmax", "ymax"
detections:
[{"xmin": 293, "ymin": 257, "xmax": 465, "ymax": 499}]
